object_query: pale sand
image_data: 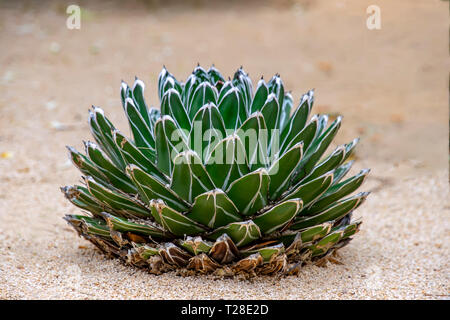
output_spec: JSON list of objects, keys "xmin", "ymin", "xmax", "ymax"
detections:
[
  {"xmin": 0, "ymin": 162, "xmax": 448, "ymax": 299},
  {"xmin": 0, "ymin": 0, "xmax": 449, "ymax": 299}
]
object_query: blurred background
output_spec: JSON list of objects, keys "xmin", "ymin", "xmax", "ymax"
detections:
[
  {"xmin": 0, "ymin": 0, "xmax": 449, "ymax": 299},
  {"xmin": 0, "ymin": 0, "xmax": 447, "ymax": 176}
]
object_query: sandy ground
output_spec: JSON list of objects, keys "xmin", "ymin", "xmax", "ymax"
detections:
[{"xmin": 0, "ymin": 0, "xmax": 448, "ymax": 299}]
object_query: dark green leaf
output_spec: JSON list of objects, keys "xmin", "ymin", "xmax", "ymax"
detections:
[
  {"xmin": 84, "ymin": 176, "xmax": 151, "ymax": 219},
  {"xmin": 301, "ymin": 145, "xmax": 346, "ymax": 184},
  {"xmin": 279, "ymin": 92, "xmax": 293, "ymax": 133},
  {"xmin": 113, "ymin": 130, "xmax": 166, "ymax": 181},
  {"xmin": 284, "ymin": 171, "xmax": 334, "ymax": 208},
  {"xmin": 89, "ymin": 107, "xmax": 126, "ymax": 170},
  {"xmin": 290, "ymin": 192, "xmax": 369, "ymax": 230},
  {"xmin": 218, "ymin": 87, "xmax": 241, "ymax": 130},
  {"xmin": 226, "ymin": 168, "xmax": 269, "ymax": 216},
  {"xmin": 186, "ymin": 189, "xmax": 242, "ymax": 228},
  {"xmin": 149, "ymin": 199, "xmax": 205, "ymax": 236},
  {"xmin": 305, "ymin": 169, "xmax": 370, "ymax": 215},
  {"xmin": 101, "ymin": 212, "xmax": 166, "ymax": 238},
  {"xmin": 268, "ymin": 142, "xmax": 303, "ymax": 200},
  {"xmin": 189, "ymin": 103, "xmax": 226, "ymax": 161},
  {"xmin": 84, "ymin": 141, "xmax": 137, "ymax": 194},
  {"xmin": 205, "ymin": 135, "xmax": 249, "ymax": 190},
  {"xmin": 207, "ymin": 65, "xmax": 225, "ymax": 84},
  {"xmin": 293, "ymin": 116, "xmax": 342, "ymax": 183},
  {"xmin": 260, "ymin": 93, "xmax": 280, "ymax": 145},
  {"xmin": 170, "ymin": 151, "xmax": 216, "ymax": 203},
  {"xmin": 179, "ymin": 236, "xmax": 214, "ymax": 255},
  {"xmin": 253, "ymin": 198, "xmax": 302, "ymax": 234},
  {"xmin": 189, "ymin": 82, "xmax": 217, "ymax": 119},
  {"xmin": 280, "ymin": 89, "xmax": 314, "ymax": 149},
  {"xmin": 131, "ymin": 78, "xmax": 151, "ymax": 126},
  {"xmin": 250, "ymin": 78, "xmax": 269, "ymax": 114},
  {"xmin": 207, "ymin": 220, "xmax": 262, "ymax": 247},
  {"xmin": 154, "ymin": 115, "xmax": 189, "ymax": 175},
  {"xmin": 61, "ymin": 185, "xmax": 104, "ymax": 216},
  {"xmin": 124, "ymin": 98, "xmax": 155, "ymax": 151},
  {"xmin": 161, "ymin": 89, "xmax": 191, "ymax": 133},
  {"xmin": 126, "ymin": 164, "xmax": 189, "ymax": 212},
  {"xmin": 236, "ymin": 112, "xmax": 269, "ymax": 171}
]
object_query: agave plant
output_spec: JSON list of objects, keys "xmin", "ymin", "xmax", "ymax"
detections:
[{"xmin": 62, "ymin": 65, "xmax": 370, "ymax": 276}]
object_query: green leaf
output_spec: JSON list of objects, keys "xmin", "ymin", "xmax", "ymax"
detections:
[
  {"xmin": 310, "ymin": 229, "xmax": 344, "ymax": 257},
  {"xmin": 186, "ymin": 189, "xmax": 242, "ymax": 228},
  {"xmin": 101, "ymin": 212, "xmax": 167, "ymax": 238},
  {"xmin": 120, "ymin": 81, "xmax": 131, "ymax": 109},
  {"xmin": 133, "ymin": 243, "xmax": 159, "ymax": 260},
  {"xmin": 149, "ymin": 199, "xmax": 205, "ymax": 236},
  {"xmin": 179, "ymin": 236, "xmax": 214, "ymax": 255},
  {"xmin": 341, "ymin": 221, "xmax": 362, "ymax": 239},
  {"xmin": 284, "ymin": 171, "xmax": 334, "ymax": 208},
  {"xmin": 236, "ymin": 112, "xmax": 269, "ymax": 171},
  {"xmin": 89, "ymin": 107, "xmax": 126, "ymax": 170},
  {"xmin": 217, "ymin": 80, "xmax": 233, "ymax": 103},
  {"xmin": 290, "ymin": 192, "xmax": 369, "ymax": 230},
  {"xmin": 280, "ymin": 90, "xmax": 314, "ymax": 149},
  {"xmin": 205, "ymin": 135, "xmax": 249, "ymax": 190},
  {"xmin": 268, "ymin": 142, "xmax": 303, "ymax": 200},
  {"xmin": 84, "ymin": 176, "xmax": 151, "ymax": 219},
  {"xmin": 126, "ymin": 164, "xmax": 189, "ymax": 212},
  {"xmin": 113, "ymin": 130, "xmax": 166, "ymax": 181},
  {"xmin": 124, "ymin": 98, "xmax": 155, "ymax": 151},
  {"xmin": 170, "ymin": 151, "xmax": 216, "ymax": 203},
  {"xmin": 64, "ymin": 215, "xmax": 111, "ymax": 238},
  {"xmin": 267, "ymin": 74, "xmax": 284, "ymax": 111},
  {"xmin": 343, "ymin": 138, "xmax": 359, "ymax": 162},
  {"xmin": 158, "ymin": 69, "xmax": 182, "ymax": 102},
  {"xmin": 315, "ymin": 114, "xmax": 329, "ymax": 138},
  {"xmin": 207, "ymin": 220, "xmax": 262, "ymax": 247},
  {"xmin": 193, "ymin": 65, "xmax": 210, "ymax": 82},
  {"xmin": 131, "ymin": 78, "xmax": 151, "ymax": 126},
  {"xmin": 241, "ymin": 243, "xmax": 285, "ymax": 263},
  {"xmin": 253, "ymin": 199, "xmax": 302, "ymax": 234},
  {"xmin": 331, "ymin": 160, "xmax": 354, "ymax": 186},
  {"xmin": 226, "ymin": 168, "xmax": 269, "ymax": 216},
  {"xmin": 301, "ymin": 145, "xmax": 346, "ymax": 184},
  {"xmin": 233, "ymin": 67, "xmax": 253, "ymax": 111},
  {"xmin": 67, "ymin": 146, "xmax": 110, "ymax": 187},
  {"xmin": 305, "ymin": 169, "xmax": 370, "ymax": 215},
  {"xmin": 277, "ymin": 222, "xmax": 333, "ymax": 247},
  {"xmin": 218, "ymin": 87, "xmax": 241, "ymax": 130},
  {"xmin": 182, "ymin": 73, "xmax": 200, "ymax": 106},
  {"xmin": 279, "ymin": 92, "xmax": 293, "ymax": 133},
  {"xmin": 190, "ymin": 103, "xmax": 226, "ymax": 160},
  {"xmin": 154, "ymin": 115, "xmax": 189, "ymax": 175},
  {"xmin": 280, "ymin": 114, "xmax": 318, "ymax": 155},
  {"xmin": 260, "ymin": 93, "xmax": 280, "ymax": 145},
  {"xmin": 207, "ymin": 65, "xmax": 225, "ymax": 84},
  {"xmin": 293, "ymin": 116, "xmax": 342, "ymax": 183},
  {"xmin": 250, "ymin": 78, "xmax": 269, "ymax": 113},
  {"xmin": 161, "ymin": 89, "xmax": 191, "ymax": 133},
  {"xmin": 148, "ymin": 108, "xmax": 161, "ymax": 129},
  {"xmin": 84, "ymin": 141, "xmax": 137, "ymax": 194},
  {"xmin": 61, "ymin": 185, "xmax": 104, "ymax": 216},
  {"xmin": 158, "ymin": 66, "xmax": 170, "ymax": 101},
  {"xmin": 189, "ymin": 82, "xmax": 217, "ymax": 119}
]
